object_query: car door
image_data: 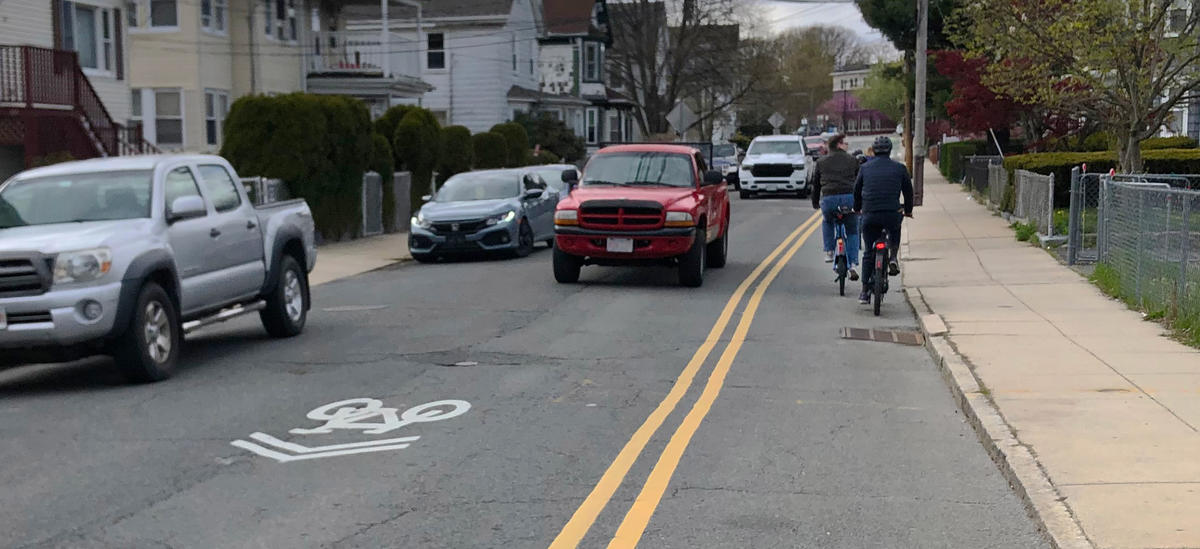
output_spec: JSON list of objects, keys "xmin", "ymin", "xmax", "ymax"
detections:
[
  {"xmin": 521, "ymin": 173, "xmax": 552, "ymax": 238},
  {"xmin": 163, "ymin": 165, "xmax": 219, "ymax": 316},
  {"xmin": 196, "ymin": 163, "xmax": 265, "ymax": 304},
  {"xmin": 694, "ymin": 152, "xmax": 725, "ymax": 242},
  {"xmin": 531, "ymin": 173, "xmax": 557, "ymax": 237}
]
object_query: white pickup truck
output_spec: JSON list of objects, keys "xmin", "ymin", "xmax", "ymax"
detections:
[{"xmin": 0, "ymin": 155, "xmax": 316, "ymax": 382}]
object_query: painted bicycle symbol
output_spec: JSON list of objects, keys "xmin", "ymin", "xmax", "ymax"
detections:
[{"xmin": 231, "ymin": 398, "xmax": 471, "ymax": 463}]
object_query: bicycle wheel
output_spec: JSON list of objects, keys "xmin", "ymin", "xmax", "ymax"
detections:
[
  {"xmin": 835, "ymin": 255, "xmax": 847, "ymax": 296},
  {"xmin": 873, "ymin": 249, "xmax": 886, "ymax": 316}
]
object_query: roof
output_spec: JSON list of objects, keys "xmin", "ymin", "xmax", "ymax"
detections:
[
  {"xmin": 11, "ymin": 154, "xmax": 222, "ymax": 180},
  {"xmin": 507, "ymin": 86, "xmax": 592, "ymax": 106},
  {"xmin": 596, "ymin": 144, "xmax": 699, "ymax": 155},
  {"xmin": 542, "ymin": 0, "xmax": 609, "ymax": 39},
  {"xmin": 832, "ymin": 63, "xmax": 871, "ymax": 74},
  {"xmin": 340, "ymin": 0, "xmax": 515, "ymax": 21}
]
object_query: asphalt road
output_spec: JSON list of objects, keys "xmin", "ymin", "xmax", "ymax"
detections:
[{"xmin": 0, "ymin": 195, "xmax": 1047, "ymax": 549}]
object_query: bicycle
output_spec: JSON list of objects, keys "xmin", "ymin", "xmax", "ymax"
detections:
[
  {"xmin": 870, "ymin": 228, "xmax": 892, "ymax": 316},
  {"xmin": 831, "ymin": 205, "xmax": 854, "ymax": 296}
]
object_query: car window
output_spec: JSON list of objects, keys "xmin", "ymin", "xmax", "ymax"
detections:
[
  {"xmin": 581, "ymin": 152, "xmax": 696, "ymax": 188},
  {"xmin": 534, "ymin": 168, "xmax": 568, "ymax": 193},
  {"xmin": 694, "ymin": 153, "xmax": 707, "ymax": 173},
  {"xmin": 523, "ymin": 173, "xmax": 546, "ymax": 191},
  {"xmin": 747, "ymin": 140, "xmax": 803, "ymax": 155},
  {"xmin": 197, "ymin": 165, "xmax": 242, "ymax": 213},
  {"xmin": 164, "ymin": 167, "xmax": 205, "ymax": 215},
  {"xmin": 436, "ymin": 172, "xmax": 521, "ymax": 202},
  {"xmin": 0, "ymin": 170, "xmax": 152, "ymax": 228},
  {"xmin": 714, "ymin": 144, "xmax": 736, "ymax": 157}
]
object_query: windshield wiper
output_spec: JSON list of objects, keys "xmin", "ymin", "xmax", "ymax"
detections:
[
  {"xmin": 624, "ymin": 181, "xmax": 677, "ymax": 187},
  {"xmin": 582, "ymin": 180, "xmax": 626, "ymax": 186}
]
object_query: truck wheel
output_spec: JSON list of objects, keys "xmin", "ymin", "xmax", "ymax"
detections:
[
  {"xmin": 707, "ymin": 223, "xmax": 728, "ymax": 268},
  {"xmin": 113, "ymin": 282, "xmax": 179, "ymax": 383},
  {"xmin": 679, "ymin": 228, "xmax": 706, "ymax": 287},
  {"xmin": 553, "ymin": 246, "xmax": 582, "ymax": 283},
  {"xmin": 739, "ymin": 190, "xmax": 751, "ymax": 200},
  {"xmin": 412, "ymin": 252, "xmax": 436, "ymax": 263},
  {"xmin": 513, "ymin": 219, "xmax": 535, "ymax": 258},
  {"xmin": 261, "ymin": 255, "xmax": 308, "ymax": 338}
]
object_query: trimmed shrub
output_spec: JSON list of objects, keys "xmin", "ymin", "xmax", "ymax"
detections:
[
  {"xmin": 393, "ymin": 108, "xmax": 441, "ymax": 209},
  {"xmin": 222, "ymin": 93, "xmax": 371, "ymax": 241},
  {"xmin": 370, "ymin": 132, "xmax": 397, "ymax": 233},
  {"xmin": 473, "ymin": 132, "xmax": 508, "ymax": 169},
  {"xmin": 1076, "ymin": 132, "xmax": 1113, "ymax": 152},
  {"xmin": 1001, "ymin": 148, "xmax": 1200, "ymax": 207},
  {"xmin": 373, "ymin": 105, "xmax": 415, "ymax": 164},
  {"xmin": 490, "ymin": 122, "xmax": 529, "ymax": 167},
  {"xmin": 437, "ymin": 125, "xmax": 474, "ymax": 184},
  {"xmin": 937, "ymin": 140, "xmax": 985, "ymax": 181},
  {"xmin": 1141, "ymin": 136, "xmax": 1198, "ymax": 150},
  {"xmin": 515, "ymin": 112, "xmax": 585, "ymax": 162}
]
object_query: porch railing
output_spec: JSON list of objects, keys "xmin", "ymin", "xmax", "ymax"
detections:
[{"xmin": 305, "ymin": 31, "xmax": 420, "ymax": 78}]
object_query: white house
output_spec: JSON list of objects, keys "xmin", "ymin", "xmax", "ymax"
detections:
[{"xmin": 344, "ymin": 0, "xmax": 544, "ymax": 132}]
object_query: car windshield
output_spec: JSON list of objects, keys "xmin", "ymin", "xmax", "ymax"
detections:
[
  {"xmin": 747, "ymin": 141, "xmax": 802, "ymax": 156},
  {"xmin": 531, "ymin": 168, "xmax": 570, "ymax": 193},
  {"xmin": 0, "ymin": 170, "xmax": 153, "ymax": 229},
  {"xmin": 435, "ymin": 172, "xmax": 520, "ymax": 202},
  {"xmin": 714, "ymin": 144, "xmax": 736, "ymax": 157},
  {"xmin": 582, "ymin": 152, "xmax": 695, "ymax": 188}
]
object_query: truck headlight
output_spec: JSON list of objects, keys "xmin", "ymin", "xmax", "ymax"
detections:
[
  {"xmin": 487, "ymin": 210, "xmax": 517, "ymax": 226},
  {"xmin": 664, "ymin": 211, "xmax": 695, "ymax": 227},
  {"xmin": 54, "ymin": 247, "xmax": 112, "ymax": 285},
  {"xmin": 740, "ymin": 163, "xmax": 754, "ymax": 170},
  {"xmin": 411, "ymin": 212, "xmax": 433, "ymax": 229},
  {"xmin": 554, "ymin": 209, "xmax": 579, "ymax": 226}
]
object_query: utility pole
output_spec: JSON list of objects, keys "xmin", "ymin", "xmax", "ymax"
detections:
[{"xmin": 912, "ymin": 0, "xmax": 928, "ymax": 206}]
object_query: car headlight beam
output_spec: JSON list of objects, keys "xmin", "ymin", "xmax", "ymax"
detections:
[{"xmin": 486, "ymin": 210, "xmax": 517, "ymax": 226}]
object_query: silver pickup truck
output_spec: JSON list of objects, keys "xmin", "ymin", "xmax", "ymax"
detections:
[{"xmin": 0, "ymin": 154, "xmax": 316, "ymax": 382}]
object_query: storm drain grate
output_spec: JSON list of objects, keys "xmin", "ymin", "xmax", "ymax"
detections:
[{"xmin": 841, "ymin": 327, "xmax": 926, "ymax": 346}]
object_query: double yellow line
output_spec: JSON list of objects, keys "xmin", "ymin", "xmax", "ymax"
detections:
[{"xmin": 549, "ymin": 212, "xmax": 824, "ymax": 549}]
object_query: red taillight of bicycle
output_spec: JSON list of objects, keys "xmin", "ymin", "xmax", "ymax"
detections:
[
  {"xmin": 875, "ymin": 241, "xmax": 887, "ymax": 250},
  {"xmin": 837, "ymin": 239, "xmax": 845, "ymax": 254}
]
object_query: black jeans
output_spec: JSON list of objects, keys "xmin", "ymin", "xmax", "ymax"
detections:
[{"xmin": 860, "ymin": 211, "xmax": 903, "ymax": 292}]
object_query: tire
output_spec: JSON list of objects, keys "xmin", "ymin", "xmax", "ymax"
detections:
[
  {"xmin": 544, "ymin": 238, "xmax": 555, "ymax": 248},
  {"xmin": 873, "ymin": 253, "xmax": 885, "ymax": 316},
  {"xmin": 513, "ymin": 219, "xmax": 535, "ymax": 258},
  {"xmin": 679, "ymin": 228, "xmax": 706, "ymax": 287},
  {"xmin": 706, "ymin": 223, "xmax": 728, "ymax": 268},
  {"xmin": 739, "ymin": 190, "xmax": 751, "ymax": 200},
  {"xmin": 835, "ymin": 255, "xmax": 847, "ymax": 296},
  {"xmin": 553, "ymin": 246, "xmax": 581, "ymax": 283},
  {"xmin": 261, "ymin": 255, "xmax": 308, "ymax": 338},
  {"xmin": 412, "ymin": 252, "xmax": 436, "ymax": 264},
  {"xmin": 112, "ymin": 282, "xmax": 179, "ymax": 383}
]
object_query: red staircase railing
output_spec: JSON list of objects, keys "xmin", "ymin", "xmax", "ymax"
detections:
[{"xmin": 0, "ymin": 45, "xmax": 158, "ymax": 158}]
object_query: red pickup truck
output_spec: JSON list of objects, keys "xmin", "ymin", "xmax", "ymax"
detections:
[{"xmin": 552, "ymin": 144, "xmax": 731, "ymax": 287}]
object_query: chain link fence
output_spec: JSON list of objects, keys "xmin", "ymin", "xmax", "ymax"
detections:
[
  {"xmin": 963, "ymin": 155, "xmax": 1004, "ymax": 197},
  {"xmin": 1012, "ymin": 170, "xmax": 1054, "ymax": 237},
  {"xmin": 1066, "ymin": 171, "xmax": 1104, "ymax": 264},
  {"xmin": 1099, "ymin": 182, "xmax": 1200, "ymax": 324},
  {"xmin": 988, "ymin": 163, "xmax": 1006, "ymax": 206}
]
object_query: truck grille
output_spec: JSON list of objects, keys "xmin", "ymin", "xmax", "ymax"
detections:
[
  {"xmin": 7, "ymin": 311, "xmax": 52, "ymax": 324},
  {"xmin": 751, "ymin": 164, "xmax": 794, "ymax": 178},
  {"xmin": 0, "ymin": 256, "xmax": 50, "ymax": 298},
  {"xmin": 579, "ymin": 200, "xmax": 663, "ymax": 231},
  {"xmin": 430, "ymin": 219, "xmax": 488, "ymax": 234}
]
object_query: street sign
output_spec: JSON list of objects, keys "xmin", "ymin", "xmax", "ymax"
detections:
[
  {"xmin": 768, "ymin": 112, "xmax": 785, "ymax": 134},
  {"xmin": 667, "ymin": 103, "xmax": 697, "ymax": 134}
]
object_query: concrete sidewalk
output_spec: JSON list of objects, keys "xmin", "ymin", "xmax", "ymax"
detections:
[
  {"xmin": 904, "ymin": 163, "xmax": 1200, "ymax": 549},
  {"xmin": 309, "ymin": 232, "xmax": 411, "ymax": 286}
]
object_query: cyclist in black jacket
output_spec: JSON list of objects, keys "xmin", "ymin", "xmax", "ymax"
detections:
[{"xmin": 853, "ymin": 136, "xmax": 913, "ymax": 304}]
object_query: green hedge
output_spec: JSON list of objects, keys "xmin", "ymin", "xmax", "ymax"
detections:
[
  {"xmin": 1002, "ymin": 149, "xmax": 1200, "ymax": 206},
  {"xmin": 394, "ymin": 108, "xmax": 441, "ymax": 209},
  {"xmin": 490, "ymin": 122, "xmax": 530, "ymax": 168},
  {"xmin": 437, "ymin": 125, "xmax": 474, "ymax": 184},
  {"xmin": 937, "ymin": 140, "xmax": 985, "ymax": 181},
  {"xmin": 222, "ymin": 93, "xmax": 371, "ymax": 241},
  {"xmin": 473, "ymin": 132, "xmax": 507, "ymax": 169},
  {"xmin": 1141, "ymin": 136, "xmax": 1198, "ymax": 150},
  {"xmin": 515, "ymin": 112, "xmax": 585, "ymax": 162}
]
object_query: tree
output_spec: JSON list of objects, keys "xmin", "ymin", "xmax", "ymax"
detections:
[
  {"xmin": 856, "ymin": 62, "xmax": 906, "ymax": 121},
  {"xmin": 437, "ymin": 126, "xmax": 474, "ymax": 184},
  {"xmin": 932, "ymin": 50, "xmax": 1029, "ymax": 151},
  {"xmin": 374, "ymin": 105, "xmax": 416, "ymax": 166},
  {"xmin": 472, "ymin": 132, "xmax": 508, "ymax": 169},
  {"xmin": 607, "ymin": 0, "xmax": 770, "ymax": 136},
  {"xmin": 490, "ymin": 122, "xmax": 530, "ymax": 167},
  {"xmin": 515, "ymin": 112, "xmax": 585, "ymax": 162},
  {"xmin": 954, "ymin": 0, "xmax": 1200, "ymax": 171},
  {"xmin": 394, "ymin": 109, "xmax": 440, "ymax": 208}
]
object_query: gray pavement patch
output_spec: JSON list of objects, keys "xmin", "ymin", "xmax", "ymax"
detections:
[{"xmin": 905, "ymin": 287, "xmax": 1094, "ymax": 549}]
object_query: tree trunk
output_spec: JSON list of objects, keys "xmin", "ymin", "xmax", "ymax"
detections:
[
  {"xmin": 1118, "ymin": 135, "xmax": 1143, "ymax": 173},
  {"xmin": 903, "ymin": 53, "xmax": 914, "ymax": 172}
]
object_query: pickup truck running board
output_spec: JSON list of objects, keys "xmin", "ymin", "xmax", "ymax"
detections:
[{"xmin": 182, "ymin": 301, "xmax": 267, "ymax": 335}]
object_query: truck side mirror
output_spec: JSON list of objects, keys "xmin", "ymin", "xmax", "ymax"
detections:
[
  {"xmin": 702, "ymin": 170, "xmax": 724, "ymax": 186},
  {"xmin": 167, "ymin": 196, "xmax": 206, "ymax": 223},
  {"xmin": 561, "ymin": 169, "xmax": 579, "ymax": 184}
]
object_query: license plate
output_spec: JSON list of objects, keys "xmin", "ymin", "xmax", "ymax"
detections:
[
  {"xmin": 765, "ymin": 184, "xmax": 778, "ymax": 192},
  {"xmin": 606, "ymin": 238, "xmax": 634, "ymax": 253},
  {"xmin": 0, "ymin": 307, "xmax": 6, "ymax": 330},
  {"xmin": 447, "ymin": 235, "xmax": 463, "ymax": 244}
]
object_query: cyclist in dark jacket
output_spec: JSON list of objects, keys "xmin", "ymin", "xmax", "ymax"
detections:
[
  {"xmin": 853, "ymin": 136, "xmax": 913, "ymax": 304},
  {"xmin": 810, "ymin": 134, "xmax": 861, "ymax": 278}
]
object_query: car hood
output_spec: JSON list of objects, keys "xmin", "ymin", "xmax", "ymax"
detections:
[
  {"xmin": 568, "ymin": 186, "xmax": 696, "ymax": 208},
  {"xmin": 0, "ymin": 219, "xmax": 152, "ymax": 254},
  {"xmin": 420, "ymin": 198, "xmax": 518, "ymax": 221},
  {"xmin": 744, "ymin": 153, "xmax": 804, "ymax": 164}
]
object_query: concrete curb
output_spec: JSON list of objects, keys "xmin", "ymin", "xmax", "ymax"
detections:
[{"xmin": 903, "ymin": 287, "xmax": 1093, "ymax": 549}]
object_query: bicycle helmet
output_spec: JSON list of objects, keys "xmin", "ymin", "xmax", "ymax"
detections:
[{"xmin": 872, "ymin": 136, "xmax": 893, "ymax": 156}]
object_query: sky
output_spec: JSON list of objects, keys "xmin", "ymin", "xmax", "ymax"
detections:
[{"xmin": 763, "ymin": 1, "xmax": 891, "ymax": 47}]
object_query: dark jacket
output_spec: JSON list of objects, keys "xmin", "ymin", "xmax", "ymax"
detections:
[
  {"xmin": 810, "ymin": 149, "xmax": 859, "ymax": 208},
  {"xmin": 853, "ymin": 157, "xmax": 914, "ymax": 215}
]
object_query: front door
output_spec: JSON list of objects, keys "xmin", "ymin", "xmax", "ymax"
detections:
[
  {"xmin": 195, "ymin": 164, "xmax": 265, "ymax": 304},
  {"xmin": 695, "ymin": 152, "xmax": 726, "ymax": 241},
  {"xmin": 163, "ymin": 166, "xmax": 217, "ymax": 315}
]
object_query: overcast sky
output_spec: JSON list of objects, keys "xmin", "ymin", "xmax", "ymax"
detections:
[{"xmin": 763, "ymin": 1, "xmax": 888, "ymax": 44}]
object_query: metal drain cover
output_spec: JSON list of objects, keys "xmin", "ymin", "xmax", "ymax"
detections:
[{"xmin": 841, "ymin": 327, "xmax": 926, "ymax": 346}]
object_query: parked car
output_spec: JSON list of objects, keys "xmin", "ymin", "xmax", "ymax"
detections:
[
  {"xmin": 552, "ymin": 144, "xmax": 730, "ymax": 287},
  {"xmin": 736, "ymin": 135, "xmax": 811, "ymax": 199},
  {"xmin": 711, "ymin": 143, "xmax": 741, "ymax": 189},
  {"xmin": 409, "ymin": 169, "xmax": 559, "ymax": 262},
  {"xmin": 527, "ymin": 164, "xmax": 579, "ymax": 196},
  {"xmin": 0, "ymin": 155, "xmax": 317, "ymax": 382}
]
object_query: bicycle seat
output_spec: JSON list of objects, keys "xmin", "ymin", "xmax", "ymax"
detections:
[{"xmin": 837, "ymin": 205, "xmax": 853, "ymax": 214}]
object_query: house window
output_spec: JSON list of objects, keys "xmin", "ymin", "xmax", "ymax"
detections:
[
  {"xmin": 1169, "ymin": 9, "xmax": 1187, "ymax": 32},
  {"xmin": 607, "ymin": 111, "xmax": 621, "ymax": 142},
  {"xmin": 585, "ymin": 108, "xmax": 598, "ymax": 144},
  {"xmin": 130, "ymin": 89, "xmax": 142, "ymax": 123},
  {"xmin": 511, "ymin": 33, "xmax": 517, "ymax": 72},
  {"xmin": 287, "ymin": 0, "xmax": 297, "ymax": 41},
  {"xmin": 583, "ymin": 42, "xmax": 602, "ymax": 82},
  {"xmin": 149, "ymin": 0, "xmax": 176, "ymax": 27},
  {"xmin": 205, "ymin": 90, "xmax": 229, "ymax": 146},
  {"xmin": 62, "ymin": 2, "xmax": 116, "ymax": 72},
  {"xmin": 155, "ymin": 89, "xmax": 183, "ymax": 146},
  {"xmin": 263, "ymin": 0, "xmax": 293, "ymax": 40},
  {"xmin": 427, "ymin": 33, "xmax": 445, "ymax": 69},
  {"xmin": 201, "ymin": 0, "xmax": 226, "ymax": 33}
]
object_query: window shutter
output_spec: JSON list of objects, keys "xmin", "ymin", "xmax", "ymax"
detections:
[{"xmin": 114, "ymin": 9, "xmax": 124, "ymax": 80}]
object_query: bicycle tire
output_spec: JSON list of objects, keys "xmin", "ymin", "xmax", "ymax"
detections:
[
  {"xmin": 835, "ymin": 255, "xmax": 847, "ymax": 296},
  {"xmin": 873, "ymin": 249, "xmax": 886, "ymax": 316}
]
